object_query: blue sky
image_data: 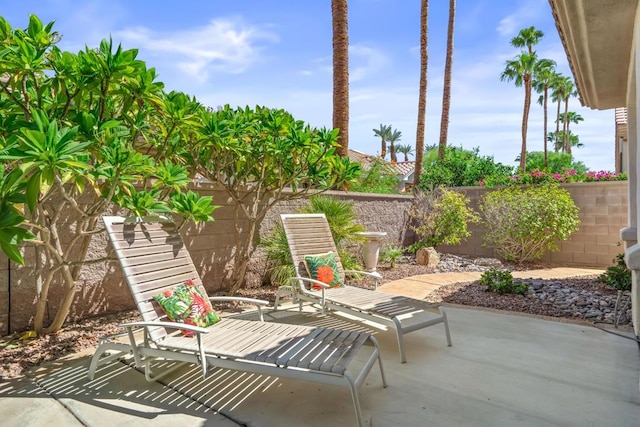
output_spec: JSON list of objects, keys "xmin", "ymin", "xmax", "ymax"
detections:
[{"xmin": 2, "ymin": 0, "xmax": 616, "ymax": 171}]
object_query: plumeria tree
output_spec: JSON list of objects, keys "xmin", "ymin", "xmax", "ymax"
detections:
[
  {"xmin": 192, "ymin": 105, "xmax": 360, "ymax": 294},
  {"xmin": 0, "ymin": 16, "xmax": 216, "ymax": 334}
]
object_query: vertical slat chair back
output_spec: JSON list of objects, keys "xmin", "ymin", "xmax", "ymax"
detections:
[
  {"xmin": 280, "ymin": 214, "xmax": 346, "ymax": 283},
  {"xmin": 103, "ymin": 216, "xmax": 204, "ymax": 343}
]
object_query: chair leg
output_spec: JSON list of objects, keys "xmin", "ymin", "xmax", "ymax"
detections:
[
  {"xmin": 87, "ymin": 342, "xmax": 132, "ymax": 380},
  {"xmin": 441, "ymin": 307, "xmax": 453, "ymax": 347},
  {"xmin": 274, "ymin": 285, "xmax": 294, "ymax": 311},
  {"xmin": 369, "ymin": 336, "xmax": 388, "ymax": 388},
  {"xmin": 392, "ymin": 317, "xmax": 407, "ymax": 363},
  {"xmin": 344, "ymin": 371, "xmax": 366, "ymax": 427}
]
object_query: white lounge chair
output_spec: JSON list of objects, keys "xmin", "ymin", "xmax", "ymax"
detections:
[
  {"xmin": 276, "ymin": 213, "xmax": 452, "ymax": 363},
  {"xmin": 88, "ymin": 216, "xmax": 387, "ymax": 426}
]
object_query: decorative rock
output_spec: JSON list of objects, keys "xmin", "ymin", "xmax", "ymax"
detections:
[
  {"xmin": 474, "ymin": 257, "xmax": 503, "ymax": 267},
  {"xmin": 416, "ymin": 247, "xmax": 440, "ymax": 267}
]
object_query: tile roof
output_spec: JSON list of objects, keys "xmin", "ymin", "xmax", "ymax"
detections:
[{"xmin": 392, "ymin": 161, "xmax": 415, "ymax": 177}]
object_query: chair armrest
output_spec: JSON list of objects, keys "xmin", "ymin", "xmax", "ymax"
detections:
[
  {"xmin": 209, "ymin": 296, "xmax": 269, "ymax": 306},
  {"xmin": 289, "ymin": 276, "xmax": 330, "ymax": 289},
  {"xmin": 344, "ymin": 269, "xmax": 382, "ymax": 289},
  {"xmin": 344, "ymin": 269, "xmax": 382, "ymax": 280},
  {"xmin": 120, "ymin": 321, "xmax": 210, "ymax": 334},
  {"xmin": 208, "ymin": 297, "xmax": 267, "ymax": 321}
]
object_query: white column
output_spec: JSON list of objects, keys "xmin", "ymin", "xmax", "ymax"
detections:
[{"xmin": 624, "ymin": 26, "xmax": 640, "ymax": 337}]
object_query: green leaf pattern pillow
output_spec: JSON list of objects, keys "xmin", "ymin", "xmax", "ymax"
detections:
[
  {"xmin": 154, "ymin": 279, "xmax": 220, "ymax": 336},
  {"xmin": 304, "ymin": 251, "xmax": 343, "ymax": 289}
]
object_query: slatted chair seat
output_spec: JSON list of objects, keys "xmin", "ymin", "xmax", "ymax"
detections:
[
  {"xmin": 276, "ymin": 213, "xmax": 453, "ymax": 363},
  {"xmin": 88, "ymin": 216, "xmax": 387, "ymax": 427}
]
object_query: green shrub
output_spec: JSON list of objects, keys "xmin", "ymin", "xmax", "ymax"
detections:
[
  {"xmin": 408, "ymin": 187, "xmax": 480, "ymax": 249},
  {"xmin": 597, "ymin": 253, "xmax": 631, "ymax": 291},
  {"xmin": 479, "ymin": 184, "xmax": 580, "ymax": 262},
  {"xmin": 262, "ymin": 195, "xmax": 364, "ymax": 286},
  {"xmin": 380, "ymin": 245, "xmax": 404, "ymax": 268},
  {"xmin": 480, "ymin": 268, "xmax": 529, "ymax": 295},
  {"xmin": 350, "ymin": 158, "xmax": 400, "ymax": 194},
  {"xmin": 420, "ymin": 146, "xmax": 514, "ymax": 188},
  {"xmin": 523, "ymin": 151, "xmax": 588, "ymax": 174}
]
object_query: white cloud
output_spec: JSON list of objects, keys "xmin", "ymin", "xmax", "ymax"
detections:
[
  {"xmin": 496, "ymin": 0, "xmax": 548, "ymax": 38},
  {"xmin": 115, "ymin": 18, "xmax": 278, "ymax": 83},
  {"xmin": 349, "ymin": 44, "xmax": 388, "ymax": 83},
  {"xmin": 497, "ymin": 15, "xmax": 518, "ymax": 37}
]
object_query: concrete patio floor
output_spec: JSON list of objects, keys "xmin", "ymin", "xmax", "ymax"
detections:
[{"xmin": 1, "ymin": 303, "xmax": 638, "ymax": 426}]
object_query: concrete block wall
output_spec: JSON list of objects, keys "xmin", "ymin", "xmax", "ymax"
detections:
[
  {"xmin": 0, "ymin": 181, "xmax": 627, "ymax": 334},
  {"xmin": 438, "ymin": 181, "xmax": 628, "ymax": 266}
]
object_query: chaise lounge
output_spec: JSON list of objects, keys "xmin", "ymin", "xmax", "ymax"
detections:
[
  {"xmin": 276, "ymin": 213, "xmax": 452, "ymax": 363},
  {"xmin": 88, "ymin": 215, "xmax": 387, "ymax": 426}
]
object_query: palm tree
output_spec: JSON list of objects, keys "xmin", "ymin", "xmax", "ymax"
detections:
[
  {"xmin": 388, "ymin": 128, "xmax": 402, "ymax": 162},
  {"xmin": 560, "ymin": 80, "xmax": 577, "ymax": 153},
  {"xmin": 438, "ymin": 0, "xmax": 455, "ymax": 160},
  {"xmin": 558, "ymin": 111, "xmax": 583, "ymax": 154},
  {"xmin": 550, "ymin": 74, "xmax": 570, "ymax": 152},
  {"xmin": 549, "ymin": 130, "xmax": 583, "ymax": 152},
  {"xmin": 533, "ymin": 58, "xmax": 557, "ymax": 168},
  {"xmin": 373, "ymin": 124, "xmax": 392, "ymax": 158},
  {"xmin": 501, "ymin": 52, "xmax": 538, "ymax": 174},
  {"xmin": 511, "ymin": 26, "xmax": 544, "ymax": 54},
  {"xmin": 559, "ymin": 111, "xmax": 584, "ymax": 132},
  {"xmin": 396, "ymin": 144, "xmax": 415, "ymax": 161},
  {"xmin": 332, "ymin": 0, "xmax": 349, "ymax": 157},
  {"xmin": 414, "ymin": 0, "xmax": 429, "ymax": 187}
]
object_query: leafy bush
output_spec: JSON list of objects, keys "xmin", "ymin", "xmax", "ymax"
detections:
[
  {"xmin": 597, "ymin": 254, "xmax": 631, "ymax": 291},
  {"xmin": 480, "ymin": 268, "xmax": 529, "ymax": 295},
  {"xmin": 350, "ymin": 158, "xmax": 400, "ymax": 194},
  {"xmin": 479, "ymin": 184, "xmax": 580, "ymax": 262},
  {"xmin": 262, "ymin": 195, "xmax": 365, "ymax": 286},
  {"xmin": 523, "ymin": 151, "xmax": 588, "ymax": 174},
  {"xmin": 380, "ymin": 245, "xmax": 404, "ymax": 268},
  {"xmin": 408, "ymin": 187, "xmax": 479, "ymax": 249},
  {"xmin": 420, "ymin": 146, "xmax": 514, "ymax": 189}
]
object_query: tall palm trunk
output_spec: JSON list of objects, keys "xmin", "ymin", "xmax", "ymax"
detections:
[
  {"xmin": 520, "ymin": 76, "xmax": 532, "ymax": 174},
  {"xmin": 542, "ymin": 85, "xmax": 549, "ymax": 167},
  {"xmin": 554, "ymin": 96, "xmax": 562, "ymax": 152},
  {"xmin": 332, "ymin": 0, "xmax": 349, "ymax": 157},
  {"xmin": 438, "ymin": 0, "xmax": 455, "ymax": 160},
  {"xmin": 414, "ymin": 0, "xmax": 429, "ymax": 187},
  {"xmin": 562, "ymin": 95, "xmax": 570, "ymax": 154}
]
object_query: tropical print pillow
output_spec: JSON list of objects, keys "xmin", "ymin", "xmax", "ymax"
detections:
[
  {"xmin": 154, "ymin": 279, "xmax": 220, "ymax": 337},
  {"xmin": 304, "ymin": 251, "xmax": 343, "ymax": 290}
]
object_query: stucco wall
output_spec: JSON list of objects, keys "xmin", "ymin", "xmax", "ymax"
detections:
[{"xmin": 0, "ymin": 181, "xmax": 627, "ymax": 334}]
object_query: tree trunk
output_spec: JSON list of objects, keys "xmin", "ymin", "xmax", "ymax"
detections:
[
  {"xmin": 332, "ymin": 0, "xmax": 349, "ymax": 157},
  {"xmin": 414, "ymin": 0, "xmax": 429, "ymax": 187},
  {"xmin": 390, "ymin": 143, "xmax": 397, "ymax": 162},
  {"xmin": 520, "ymin": 77, "xmax": 531, "ymax": 174},
  {"xmin": 44, "ymin": 265, "xmax": 77, "ymax": 333},
  {"xmin": 554, "ymin": 97, "xmax": 562, "ymax": 152},
  {"xmin": 381, "ymin": 139, "xmax": 386, "ymax": 159},
  {"xmin": 543, "ymin": 85, "xmax": 549, "ymax": 167},
  {"xmin": 438, "ymin": 0, "xmax": 455, "ymax": 160},
  {"xmin": 562, "ymin": 96, "xmax": 570, "ymax": 153}
]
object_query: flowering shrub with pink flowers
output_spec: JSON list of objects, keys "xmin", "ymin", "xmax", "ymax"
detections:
[{"xmin": 480, "ymin": 168, "xmax": 626, "ymax": 187}]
